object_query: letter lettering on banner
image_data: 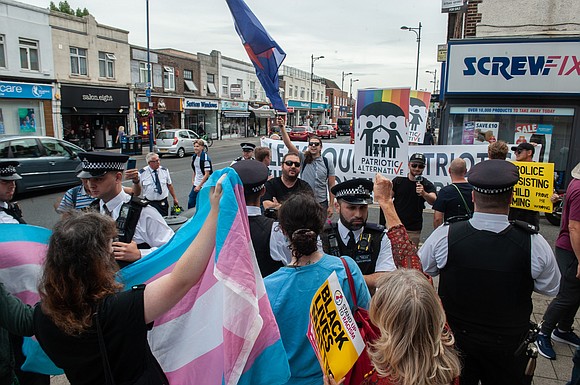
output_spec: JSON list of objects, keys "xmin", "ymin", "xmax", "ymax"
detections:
[
  {"xmin": 511, "ymin": 162, "xmax": 554, "ymax": 213},
  {"xmin": 408, "ymin": 90, "xmax": 431, "ymax": 144},
  {"xmin": 307, "ymin": 271, "xmax": 364, "ymax": 383}
]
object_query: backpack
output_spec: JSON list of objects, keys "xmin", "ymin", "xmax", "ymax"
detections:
[
  {"xmin": 301, "ymin": 155, "xmax": 329, "ymax": 177},
  {"xmin": 192, "ymin": 151, "xmax": 213, "ymax": 175}
]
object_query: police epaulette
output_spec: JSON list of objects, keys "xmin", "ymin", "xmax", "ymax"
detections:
[
  {"xmin": 130, "ymin": 196, "xmax": 150, "ymax": 207},
  {"xmin": 160, "ymin": 166, "xmax": 167, "ymax": 171},
  {"xmin": 138, "ymin": 168, "xmax": 146, "ymax": 174},
  {"xmin": 510, "ymin": 220, "xmax": 539, "ymax": 234},
  {"xmin": 365, "ymin": 223, "xmax": 385, "ymax": 232}
]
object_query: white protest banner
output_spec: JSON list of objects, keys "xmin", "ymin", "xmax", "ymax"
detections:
[{"xmin": 409, "ymin": 90, "xmax": 431, "ymax": 144}]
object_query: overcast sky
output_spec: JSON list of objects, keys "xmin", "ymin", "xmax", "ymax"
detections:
[{"xmin": 24, "ymin": 0, "xmax": 448, "ymax": 93}]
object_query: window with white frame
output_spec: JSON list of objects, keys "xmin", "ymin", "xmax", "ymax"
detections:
[
  {"xmin": 288, "ymin": 85, "xmax": 293, "ymax": 99},
  {"xmin": 0, "ymin": 35, "xmax": 6, "ymax": 68},
  {"xmin": 300, "ymin": 87, "xmax": 305, "ymax": 99},
  {"xmin": 69, "ymin": 47, "xmax": 87, "ymax": 75},
  {"xmin": 207, "ymin": 73, "xmax": 217, "ymax": 94},
  {"xmin": 20, "ymin": 38, "xmax": 40, "ymax": 71},
  {"xmin": 163, "ymin": 66, "xmax": 175, "ymax": 91},
  {"xmin": 222, "ymin": 76, "xmax": 229, "ymax": 96},
  {"xmin": 250, "ymin": 81, "xmax": 256, "ymax": 99},
  {"xmin": 139, "ymin": 62, "xmax": 150, "ymax": 83},
  {"xmin": 98, "ymin": 51, "xmax": 116, "ymax": 78}
]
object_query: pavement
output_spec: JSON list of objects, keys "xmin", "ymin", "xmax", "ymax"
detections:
[{"xmin": 47, "ymin": 136, "xmax": 574, "ymax": 384}]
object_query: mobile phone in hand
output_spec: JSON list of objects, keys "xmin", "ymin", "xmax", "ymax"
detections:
[{"xmin": 127, "ymin": 158, "xmax": 136, "ymax": 170}]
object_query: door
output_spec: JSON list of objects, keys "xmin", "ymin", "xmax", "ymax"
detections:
[
  {"xmin": 2, "ymin": 137, "xmax": 48, "ymax": 193},
  {"xmin": 39, "ymin": 138, "xmax": 81, "ymax": 186}
]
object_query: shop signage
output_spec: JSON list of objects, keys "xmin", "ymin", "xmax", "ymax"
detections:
[
  {"xmin": 449, "ymin": 106, "xmax": 575, "ymax": 116},
  {"xmin": 61, "ymin": 85, "xmax": 129, "ymax": 108},
  {"xmin": 287, "ymin": 100, "xmax": 329, "ymax": 110},
  {"xmin": 230, "ymin": 84, "xmax": 242, "ymax": 98},
  {"xmin": 183, "ymin": 98, "xmax": 218, "ymax": 110},
  {"xmin": 442, "ymin": 0, "xmax": 467, "ymax": 13},
  {"xmin": 0, "ymin": 81, "xmax": 53, "ymax": 100},
  {"xmin": 437, "ymin": 44, "xmax": 447, "ymax": 62},
  {"xmin": 447, "ymin": 39, "xmax": 580, "ymax": 94},
  {"xmin": 221, "ymin": 100, "xmax": 248, "ymax": 111}
]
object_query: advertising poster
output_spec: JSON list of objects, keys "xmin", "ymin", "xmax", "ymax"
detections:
[
  {"xmin": 462, "ymin": 121, "xmax": 475, "ymax": 144},
  {"xmin": 473, "ymin": 121, "xmax": 499, "ymax": 144},
  {"xmin": 408, "ymin": 90, "xmax": 431, "ymax": 144},
  {"xmin": 307, "ymin": 271, "xmax": 364, "ymax": 382},
  {"xmin": 514, "ymin": 123, "xmax": 553, "ymax": 162},
  {"xmin": 0, "ymin": 109, "xmax": 4, "ymax": 135},
  {"xmin": 353, "ymin": 88, "xmax": 410, "ymax": 177},
  {"xmin": 18, "ymin": 108, "xmax": 36, "ymax": 133},
  {"xmin": 511, "ymin": 162, "xmax": 554, "ymax": 213}
]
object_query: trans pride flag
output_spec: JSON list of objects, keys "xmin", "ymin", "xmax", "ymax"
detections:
[{"xmin": 0, "ymin": 168, "xmax": 290, "ymax": 385}]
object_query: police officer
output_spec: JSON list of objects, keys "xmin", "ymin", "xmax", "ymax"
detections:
[
  {"xmin": 322, "ymin": 178, "xmax": 395, "ymax": 292},
  {"xmin": 232, "ymin": 160, "xmax": 284, "ymax": 277},
  {"xmin": 230, "ymin": 142, "xmax": 256, "ymax": 165},
  {"xmin": 419, "ymin": 159, "xmax": 560, "ymax": 385},
  {"xmin": 0, "ymin": 161, "xmax": 25, "ymax": 224},
  {"xmin": 77, "ymin": 152, "xmax": 174, "ymax": 267},
  {"xmin": 139, "ymin": 152, "xmax": 179, "ymax": 216}
]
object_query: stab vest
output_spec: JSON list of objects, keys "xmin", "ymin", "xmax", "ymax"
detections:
[
  {"xmin": 439, "ymin": 220, "xmax": 535, "ymax": 344},
  {"xmin": 248, "ymin": 215, "xmax": 284, "ymax": 277},
  {"xmin": 321, "ymin": 222, "xmax": 385, "ymax": 275},
  {"xmin": 0, "ymin": 202, "xmax": 26, "ymax": 224}
]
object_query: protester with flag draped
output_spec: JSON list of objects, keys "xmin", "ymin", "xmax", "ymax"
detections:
[
  {"xmin": 226, "ymin": 0, "xmax": 287, "ymax": 112},
  {"xmin": 31, "ymin": 176, "xmax": 223, "ymax": 384}
]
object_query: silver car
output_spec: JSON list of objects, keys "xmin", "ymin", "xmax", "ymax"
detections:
[
  {"xmin": 0, "ymin": 135, "xmax": 84, "ymax": 194},
  {"xmin": 154, "ymin": 129, "xmax": 201, "ymax": 158}
]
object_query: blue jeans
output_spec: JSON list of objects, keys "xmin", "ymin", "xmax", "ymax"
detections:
[{"xmin": 188, "ymin": 186, "xmax": 198, "ymax": 209}]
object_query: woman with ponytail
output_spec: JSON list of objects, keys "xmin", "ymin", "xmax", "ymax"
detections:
[{"xmin": 264, "ymin": 193, "xmax": 371, "ymax": 385}]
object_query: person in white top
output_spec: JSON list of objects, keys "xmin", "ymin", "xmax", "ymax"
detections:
[
  {"xmin": 139, "ymin": 152, "xmax": 178, "ymax": 216},
  {"xmin": 77, "ymin": 152, "xmax": 174, "ymax": 267},
  {"xmin": 188, "ymin": 140, "xmax": 212, "ymax": 209}
]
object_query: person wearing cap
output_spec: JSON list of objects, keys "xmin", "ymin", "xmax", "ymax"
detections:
[
  {"xmin": 232, "ymin": 160, "xmax": 284, "ymax": 277},
  {"xmin": 321, "ymin": 178, "xmax": 395, "ymax": 292},
  {"xmin": 77, "ymin": 152, "xmax": 173, "ymax": 266},
  {"xmin": 385, "ymin": 153, "xmax": 437, "ymax": 246},
  {"xmin": 0, "ymin": 161, "xmax": 25, "ymax": 224},
  {"xmin": 536, "ymin": 162, "xmax": 580, "ymax": 361},
  {"xmin": 277, "ymin": 117, "xmax": 336, "ymax": 217},
  {"xmin": 230, "ymin": 142, "xmax": 256, "ymax": 166},
  {"xmin": 262, "ymin": 152, "xmax": 314, "ymax": 210},
  {"xmin": 509, "ymin": 142, "xmax": 541, "ymax": 229},
  {"xmin": 419, "ymin": 159, "xmax": 560, "ymax": 385},
  {"xmin": 138, "ymin": 152, "xmax": 179, "ymax": 217}
]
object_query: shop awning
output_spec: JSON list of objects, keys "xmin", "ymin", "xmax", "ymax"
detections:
[
  {"xmin": 251, "ymin": 109, "xmax": 275, "ymax": 118},
  {"xmin": 223, "ymin": 111, "xmax": 250, "ymax": 118},
  {"xmin": 184, "ymin": 80, "xmax": 198, "ymax": 92}
]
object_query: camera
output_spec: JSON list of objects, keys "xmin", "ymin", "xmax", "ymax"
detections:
[{"xmin": 264, "ymin": 207, "xmax": 278, "ymax": 219}]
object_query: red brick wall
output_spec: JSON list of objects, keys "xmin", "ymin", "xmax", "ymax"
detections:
[{"xmin": 464, "ymin": 0, "xmax": 482, "ymax": 37}]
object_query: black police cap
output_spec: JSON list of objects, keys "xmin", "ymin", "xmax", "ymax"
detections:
[
  {"xmin": 511, "ymin": 142, "xmax": 535, "ymax": 154},
  {"xmin": 76, "ymin": 151, "xmax": 129, "ymax": 178},
  {"xmin": 331, "ymin": 178, "xmax": 374, "ymax": 205},
  {"xmin": 0, "ymin": 161, "xmax": 22, "ymax": 181},
  {"xmin": 232, "ymin": 159, "xmax": 269, "ymax": 194},
  {"xmin": 468, "ymin": 159, "xmax": 519, "ymax": 194},
  {"xmin": 240, "ymin": 143, "xmax": 256, "ymax": 152}
]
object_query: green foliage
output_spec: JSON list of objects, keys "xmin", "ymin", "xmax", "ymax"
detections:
[{"xmin": 48, "ymin": 1, "xmax": 89, "ymax": 17}]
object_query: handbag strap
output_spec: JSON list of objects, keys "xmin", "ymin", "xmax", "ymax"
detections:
[
  {"xmin": 94, "ymin": 308, "xmax": 116, "ymax": 385},
  {"xmin": 340, "ymin": 257, "xmax": 358, "ymax": 310},
  {"xmin": 451, "ymin": 183, "xmax": 472, "ymax": 216}
]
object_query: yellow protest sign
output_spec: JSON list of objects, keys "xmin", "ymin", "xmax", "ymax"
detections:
[
  {"xmin": 511, "ymin": 161, "xmax": 554, "ymax": 213},
  {"xmin": 307, "ymin": 271, "xmax": 364, "ymax": 382}
]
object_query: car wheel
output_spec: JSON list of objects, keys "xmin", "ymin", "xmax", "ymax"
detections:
[{"xmin": 177, "ymin": 147, "xmax": 185, "ymax": 158}]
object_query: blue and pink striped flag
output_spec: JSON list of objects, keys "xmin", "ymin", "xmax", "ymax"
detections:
[{"xmin": 0, "ymin": 168, "xmax": 290, "ymax": 385}]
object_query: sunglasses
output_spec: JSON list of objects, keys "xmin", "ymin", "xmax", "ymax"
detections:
[
  {"xmin": 515, "ymin": 149, "xmax": 528, "ymax": 154},
  {"xmin": 308, "ymin": 142, "xmax": 321, "ymax": 147},
  {"xmin": 410, "ymin": 163, "xmax": 425, "ymax": 169},
  {"xmin": 284, "ymin": 161, "xmax": 301, "ymax": 167}
]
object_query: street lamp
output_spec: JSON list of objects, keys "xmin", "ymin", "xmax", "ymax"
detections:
[
  {"xmin": 146, "ymin": 0, "xmax": 153, "ymax": 151},
  {"xmin": 401, "ymin": 22, "xmax": 422, "ymax": 90},
  {"xmin": 426, "ymin": 69, "xmax": 437, "ymax": 94},
  {"xmin": 341, "ymin": 71, "xmax": 352, "ymax": 118},
  {"xmin": 349, "ymin": 78, "xmax": 359, "ymax": 116},
  {"xmin": 309, "ymin": 54, "xmax": 324, "ymax": 127}
]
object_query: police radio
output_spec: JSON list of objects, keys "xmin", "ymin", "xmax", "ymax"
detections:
[{"xmin": 116, "ymin": 204, "xmax": 131, "ymax": 240}]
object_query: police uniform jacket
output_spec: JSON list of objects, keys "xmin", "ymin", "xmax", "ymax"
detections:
[
  {"xmin": 139, "ymin": 165, "xmax": 172, "ymax": 201},
  {"xmin": 247, "ymin": 206, "xmax": 283, "ymax": 277},
  {"xmin": 98, "ymin": 190, "xmax": 174, "ymax": 257},
  {"xmin": 0, "ymin": 202, "xmax": 25, "ymax": 224}
]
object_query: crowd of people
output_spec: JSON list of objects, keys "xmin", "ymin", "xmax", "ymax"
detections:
[{"xmin": 0, "ymin": 126, "xmax": 579, "ymax": 385}]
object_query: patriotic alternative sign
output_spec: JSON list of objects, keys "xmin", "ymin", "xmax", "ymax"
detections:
[
  {"xmin": 354, "ymin": 88, "xmax": 411, "ymax": 177},
  {"xmin": 408, "ymin": 90, "xmax": 431, "ymax": 144},
  {"xmin": 307, "ymin": 271, "xmax": 364, "ymax": 382}
]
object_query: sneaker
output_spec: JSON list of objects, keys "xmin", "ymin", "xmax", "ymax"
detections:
[
  {"xmin": 536, "ymin": 334, "xmax": 556, "ymax": 360},
  {"xmin": 552, "ymin": 328, "xmax": 580, "ymax": 347}
]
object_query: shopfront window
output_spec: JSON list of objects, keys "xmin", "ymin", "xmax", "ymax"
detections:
[
  {"xmin": 20, "ymin": 38, "xmax": 40, "ymax": 71},
  {"xmin": 448, "ymin": 106, "xmax": 573, "ymax": 181}
]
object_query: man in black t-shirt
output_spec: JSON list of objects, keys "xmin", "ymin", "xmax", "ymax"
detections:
[
  {"xmin": 433, "ymin": 158, "xmax": 473, "ymax": 228},
  {"xmin": 382, "ymin": 153, "xmax": 436, "ymax": 246},
  {"xmin": 262, "ymin": 152, "xmax": 313, "ymax": 209}
]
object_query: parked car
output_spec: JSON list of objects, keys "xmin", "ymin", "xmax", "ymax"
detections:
[
  {"xmin": 154, "ymin": 129, "xmax": 201, "ymax": 158},
  {"xmin": 337, "ymin": 118, "xmax": 352, "ymax": 136},
  {"xmin": 288, "ymin": 126, "xmax": 314, "ymax": 142},
  {"xmin": 0, "ymin": 135, "xmax": 84, "ymax": 194},
  {"xmin": 328, "ymin": 122, "xmax": 338, "ymax": 130},
  {"xmin": 315, "ymin": 125, "xmax": 337, "ymax": 139}
]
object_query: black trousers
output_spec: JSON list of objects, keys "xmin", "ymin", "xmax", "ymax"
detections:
[
  {"xmin": 454, "ymin": 331, "xmax": 528, "ymax": 385},
  {"xmin": 541, "ymin": 247, "xmax": 580, "ymax": 335},
  {"xmin": 148, "ymin": 198, "xmax": 169, "ymax": 217},
  {"xmin": 10, "ymin": 335, "xmax": 50, "ymax": 385}
]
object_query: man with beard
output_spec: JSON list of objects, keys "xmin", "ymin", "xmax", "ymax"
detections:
[
  {"xmin": 262, "ymin": 152, "xmax": 313, "ymax": 210},
  {"xmin": 321, "ymin": 178, "xmax": 395, "ymax": 292}
]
